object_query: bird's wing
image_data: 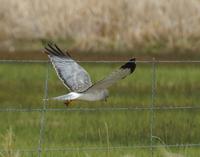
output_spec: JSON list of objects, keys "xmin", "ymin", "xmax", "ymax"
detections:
[
  {"xmin": 85, "ymin": 58, "xmax": 136, "ymax": 92},
  {"xmin": 44, "ymin": 42, "xmax": 92, "ymax": 92}
]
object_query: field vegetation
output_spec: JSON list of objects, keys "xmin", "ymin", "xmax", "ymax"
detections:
[
  {"xmin": 0, "ymin": 62, "xmax": 199, "ymax": 156},
  {"xmin": 0, "ymin": 0, "xmax": 200, "ymax": 56}
]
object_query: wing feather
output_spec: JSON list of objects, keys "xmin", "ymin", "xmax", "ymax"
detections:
[
  {"xmin": 85, "ymin": 58, "xmax": 136, "ymax": 92},
  {"xmin": 44, "ymin": 42, "xmax": 92, "ymax": 92}
]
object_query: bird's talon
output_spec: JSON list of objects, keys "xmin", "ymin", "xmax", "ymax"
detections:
[{"xmin": 64, "ymin": 100, "xmax": 72, "ymax": 107}]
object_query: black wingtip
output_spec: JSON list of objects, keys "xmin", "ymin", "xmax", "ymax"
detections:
[
  {"xmin": 120, "ymin": 58, "xmax": 136, "ymax": 73},
  {"xmin": 43, "ymin": 41, "xmax": 71, "ymax": 58}
]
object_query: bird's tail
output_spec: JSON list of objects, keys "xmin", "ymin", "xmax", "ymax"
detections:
[{"xmin": 44, "ymin": 92, "xmax": 80, "ymax": 101}]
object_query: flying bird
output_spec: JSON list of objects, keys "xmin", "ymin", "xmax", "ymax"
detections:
[{"xmin": 44, "ymin": 42, "xmax": 136, "ymax": 106}]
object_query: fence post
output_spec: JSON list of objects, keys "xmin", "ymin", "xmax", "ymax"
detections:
[
  {"xmin": 150, "ymin": 58, "xmax": 156, "ymax": 156},
  {"xmin": 38, "ymin": 62, "xmax": 50, "ymax": 157}
]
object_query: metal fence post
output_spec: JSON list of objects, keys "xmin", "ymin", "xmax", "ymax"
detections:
[
  {"xmin": 38, "ymin": 62, "xmax": 50, "ymax": 157},
  {"xmin": 150, "ymin": 58, "xmax": 156, "ymax": 157}
]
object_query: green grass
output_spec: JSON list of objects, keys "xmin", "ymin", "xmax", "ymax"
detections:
[{"xmin": 0, "ymin": 62, "xmax": 200, "ymax": 156}]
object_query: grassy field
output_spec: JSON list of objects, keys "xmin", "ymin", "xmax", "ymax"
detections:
[
  {"xmin": 1, "ymin": 0, "xmax": 200, "ymax": 54},
  {"xmin": 0, "ymin": 61, "xmax": 200, "ymax": 156}
]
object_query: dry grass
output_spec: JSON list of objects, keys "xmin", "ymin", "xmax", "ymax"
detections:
[
  {"xmin": 160, "ymin": 147, "xmax": 185, "ymax": 157},
  {"xmin": 0, "ymin": 127, "xmax": 20, "ymax": 157},
  {"xmin": 1, "ymin": 0, "xmax": 200, "ymax": 52}
]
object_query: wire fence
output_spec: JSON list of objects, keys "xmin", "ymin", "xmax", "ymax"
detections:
[{"xmin": 0, "ymin": 59, "xmax": 200, "ymax": 157}]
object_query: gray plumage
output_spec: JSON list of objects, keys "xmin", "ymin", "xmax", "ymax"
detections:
[
  {"xmin": 44, "ymin": 43, "xmax": 92, "ymax": 92},
  {"xmin": 43, "ymin": 42, "xmax": 136, "ymax": 103}
]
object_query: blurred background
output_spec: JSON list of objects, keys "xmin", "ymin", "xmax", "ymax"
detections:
[{"xmin": 0, "ymin": 0, "xmax": 200, "ymax": 59}]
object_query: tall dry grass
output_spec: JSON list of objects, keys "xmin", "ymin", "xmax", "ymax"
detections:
[
  {"xmin": 0, "ymin": 0, "xmax": 200, "ymax": 52},
  {"xmin": 0, "ymin": 127, "xmax": 20, "ymax": 157}
]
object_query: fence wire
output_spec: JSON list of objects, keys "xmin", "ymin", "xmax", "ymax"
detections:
[
  {"xmin": 1, "ymin": 143, "xmax": 200, "ymax": 153},
  {"xmin": 0, "ymin": 59, "xmax": 199, "ymax": 156},
  {"xmin": 1, "ymin": 105, "xmax": 200, "ymax": 113},
  {"xmin": 0, "ymin": 59, "xmax": 200, "ymax": 64}
]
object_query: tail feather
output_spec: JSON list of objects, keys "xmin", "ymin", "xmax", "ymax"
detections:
[
  {"xmin": 50, "ymin": 92, "xmax": 80, "ymax": 101},
  {"xmin": 52, "ymin": 95, "xmax": 69, "ymax": 101}
]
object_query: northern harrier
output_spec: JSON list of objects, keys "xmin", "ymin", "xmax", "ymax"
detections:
[{"xmin": 44, "ymin": 42, "xmax": 136, "ymax": 106}]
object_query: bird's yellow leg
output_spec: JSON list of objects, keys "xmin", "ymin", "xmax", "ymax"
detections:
[{"xmin": 64, "ymin": 100, "xmax": 73, "ymax": 107}]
